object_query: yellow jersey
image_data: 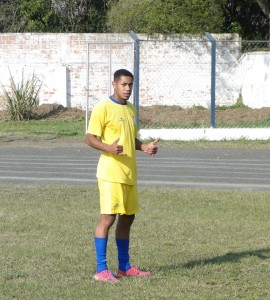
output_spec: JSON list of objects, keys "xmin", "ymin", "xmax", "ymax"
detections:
[{"xmin": 87, "ymin": 97, "xmax": 138, "ymax": 185}]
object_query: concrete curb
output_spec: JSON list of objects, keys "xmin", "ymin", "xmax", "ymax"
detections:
[{"xmin": 139, "ymin": 128, "xmax": 270, "ymax": 141}]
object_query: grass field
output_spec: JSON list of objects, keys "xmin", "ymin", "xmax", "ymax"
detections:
[
  {"xmin": 1, "ymin": 118, "xmax": 270, "ymax": 150},
  {"xmin": 1, "ymin": 116, "xmax": 270, "ymax": 299},
  {"xmin": 1, "ymin": 185, "xmax": 270, "ymax": 300},
  {"xmin": 0, "ymin": 119, "xmax": 85, "ymax": 138}
]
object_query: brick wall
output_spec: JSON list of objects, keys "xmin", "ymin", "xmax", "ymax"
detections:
[
  {"xmin": 0, "ymin": 33, "xmax": 269, "ymax": 110},
  {"xmin": 0, "ymin": 33, "xmax": 133, "ymax": 110}
]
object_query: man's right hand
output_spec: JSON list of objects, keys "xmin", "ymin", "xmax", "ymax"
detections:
[{"xmin": 110, "ymin": 138, "xmax": 127, "ymax": 156}]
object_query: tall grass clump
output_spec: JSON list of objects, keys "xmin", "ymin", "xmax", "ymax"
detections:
[
  {"xmin": 0, "ymin": 70, "xmax": 42, "ymax": 120},
  {"xmin": 216, "ymin": 94, "xmax": 247, "ymax": 111}
]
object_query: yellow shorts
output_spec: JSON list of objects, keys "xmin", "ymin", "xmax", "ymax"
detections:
[{"xmin": 98, "ymin": 179, "xmax": 139, "ymax": 215}]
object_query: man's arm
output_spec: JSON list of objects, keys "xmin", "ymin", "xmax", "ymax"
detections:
[
  {"xmin": 85, "ymin": 133, "xmax": 125, "ymax": 155},
  {"xmin": 135, "ymin": 138, "xmax": 158, "ymax": 156}
]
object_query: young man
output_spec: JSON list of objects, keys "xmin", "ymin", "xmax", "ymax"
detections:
[{"xmin": 86, "ymin": 69, "xmax": 158, "ymax": 283}]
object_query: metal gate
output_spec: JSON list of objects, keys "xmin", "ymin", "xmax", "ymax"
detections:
[{"xmin": 85, "ymin": 41, "xmax": 135, "ymax": 133}]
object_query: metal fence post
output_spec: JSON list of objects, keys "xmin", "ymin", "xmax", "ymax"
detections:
[
  {"xmin": 205, "ymin": 32, "xmax": 216, "ymax": 128},
  {"xmin": 85, "ymin": 43, "xmax": 90, "ymax": 134},
  {"xmin": 129, "ymin": 31, "xmax": 140, "ymax": 129}
]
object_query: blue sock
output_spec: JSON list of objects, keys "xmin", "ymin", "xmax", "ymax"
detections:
[
  {"xmin": 116, "ymin": 238, "xmax": 131, "ymax": 272},
  {"xmin": 94, "ymin": 237, "xmax": 108, "ymax": 273}
]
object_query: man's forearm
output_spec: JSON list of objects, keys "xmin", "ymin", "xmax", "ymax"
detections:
[
  {"xmin": 86, "ymin": 134, "xmax": 125, "ymax": 155},
  {"xmin": 86, "ymin": 133, "xmax": 109, "ymax": 152},
  {"xmin": 135, "ymin": 138, "xmax": 144, "ymax": 151}
]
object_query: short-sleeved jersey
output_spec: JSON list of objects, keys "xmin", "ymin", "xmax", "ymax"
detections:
[{"xmin": 87, "ymin": 97, "xmax": 138, "ymax": 185}]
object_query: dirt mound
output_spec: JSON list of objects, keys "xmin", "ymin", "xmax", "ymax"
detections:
[
  {"xmin": 32, "ymin": 104, "xmax": 85, "ymax": 120},
  {"xmin": 1, "ymin": 103, "xmax": 270, "ymax": 125},
  {"xmin": 140, "ymin": 105, "xmax": 270, "ymax": 126},
  {"xmin": 0, "ymin": 103, "xmax": 85, "ymax": 121}
]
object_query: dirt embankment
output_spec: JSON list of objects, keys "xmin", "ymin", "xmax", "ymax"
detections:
[{"xmin": 1, "ymin": 103, "xmax": 270, "ymax": 125}]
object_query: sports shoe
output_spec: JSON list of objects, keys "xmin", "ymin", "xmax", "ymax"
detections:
[
  {"xmin": 93, "ymin": 270, "xmax": 120, "ymax": 284},
  {"xmin": 117, "ymin": 266, "xmax": 151, "ymax": 277}
]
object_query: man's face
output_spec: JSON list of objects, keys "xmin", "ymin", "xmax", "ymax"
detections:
[{"xmin": 112, "ymin": 76, "xmax": 133, "ymax": 103}]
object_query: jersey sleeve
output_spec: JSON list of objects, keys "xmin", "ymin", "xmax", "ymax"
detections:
[{"xmin": 87, "ymin": 102, "xmax": 106, "ymax": 137}]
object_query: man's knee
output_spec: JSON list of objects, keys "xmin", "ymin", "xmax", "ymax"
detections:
[
  {"xmin": 98, "ymin": 214, "xmax": 116, "ymax": 229},
  {"xmin": 118, "ymin": 214, "xmax": 135, "ymax": 227}
]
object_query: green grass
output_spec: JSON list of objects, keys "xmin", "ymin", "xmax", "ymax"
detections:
[
  {"xmin": 216, "ymin": 117, "xmax": 270, "ymax": 128},
  {"xmin": 1, "ymin": 119, "xmax": 270, "ymax": 149},
  {"xmin": 0, "ymin": 119, "xmax": 85, "ymax": 138},
  {"xmin": 1, "ymin": 185, "xmax": 270, "ymax": 299},
  {"xmin": 141, "ymin": 117, "xmax": 270, "ymax": 129},
  {"xmin": 2, "ymin": 108, "xmax": 270, "ymax": 140},
  {"xmin": 156, "ymin": 139, "xmax": 270, "ymax": 149}
]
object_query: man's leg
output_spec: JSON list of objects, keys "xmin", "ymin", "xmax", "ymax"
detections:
[
  {"xmin": 115, "ymin": 214, "xmax": 135, "ymax": 271},
  {"xmin": 93, "ymin": 214, "xmax": 120, "ymax": 283},
  {"xmin": 95, "ymin": 214, "xmax": 116, "ymax": 238},
  {"xmin": 94, "ymin": 179, "xmax": 127, "ymax": 283},
  {"xmin": 116, "ymin": 214, "xmax": 151, "ymax": 277}
]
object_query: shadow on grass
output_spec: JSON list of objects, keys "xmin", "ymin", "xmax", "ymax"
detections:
[
  {"xmin": 156, "ymin": 248, "xmax": 270, "ymax": 273},
  {"xmin": 183, "ymin": 248, "xmax": 270, "ymax": 269}
]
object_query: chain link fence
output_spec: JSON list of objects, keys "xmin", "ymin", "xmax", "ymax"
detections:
[
  {"xmin": 139, "ymin": 38, "xmax": 270, "ymax": 129},
  {"xmin": 85, "ymin": 41, "xmax": 134, "ymax": 131}
]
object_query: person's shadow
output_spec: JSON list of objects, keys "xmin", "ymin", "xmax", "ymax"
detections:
[
  {"xmin": 157, "ymin": 248, "xmax": 269, "ymax": 272},
  {"xmin": 183, "ymin": 247, "xmax": 269, "ymax": 269}
]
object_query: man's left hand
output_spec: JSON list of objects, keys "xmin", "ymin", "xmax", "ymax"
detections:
[{"xmin": 143, "ymin": 139, "xmax": 158, "ymax": 157}]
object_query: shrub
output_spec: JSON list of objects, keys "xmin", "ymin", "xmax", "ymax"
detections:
[
  {"xmin": 0, "ymin": 70, "xmax": 43, "ymax": 120},
  {"xmin": 216, "ymin": 94, "xmax": 247, "ymax": 111}
]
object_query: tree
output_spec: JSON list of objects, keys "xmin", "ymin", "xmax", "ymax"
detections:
[
  {"xmin": 221, "ymin": 0, "xmax": 269, "ymax": 39},
  {"xmin": 19, "ymin": 0, "xmax": 60, "ymax": 32},
  {"xmin": 0, "ymin": 0, "xmax": 23, "ymax": 32},
  {"xmin": 255, "ymin": 0, "xmax": 270, "ymax": 38},
  {"xmin": 106, "ymin": 0, "xmax": 225, "ymax": 35},
  {"xmin": 50, "ymin": 0, "xmax": 108, "ymax": 32},
  {"xmin": 256, "ymin": 0, "xmax": 270, "ymax": 15},
  {"xmin": 0, "ymin": 0, "xmax": 268, "ymax": 39},
  {"xmin": 0, "ymin": 0, "xmax": 109, "ymax": 33}
]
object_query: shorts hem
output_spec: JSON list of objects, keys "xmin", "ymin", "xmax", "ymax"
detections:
[{"xmin": 100, "ymin": 210, "xmax": 139, "ymax": 215}]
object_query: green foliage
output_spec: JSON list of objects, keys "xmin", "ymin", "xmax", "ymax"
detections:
[
  {"xmin": 0, "ymin": 0, "xmax": 108, "ymax": 33},
  {"xmin": 256, "ymin": 0, "xmax": 270, "ymax": 17},
  {"xmin": 19, "ymin": 0, "xmax": 60, "ymax": 32},
  {"xmin": 231, "ymin": 95, "xmax": 247, "ymax": 108},
  {"xmin": 0, "ymin": 0, "xmax": 22, "ymax": 32},
  {"xmin": 192, "ymin": 105, "xmax": 207, "ymax": 110},
  {"xmin": 1, "ymin": 70, "xmax": 43, "ymax": 121},
  {"xmin": 221, "ymin": 0, "xmax": 269, "ymax": 40},
  {"xmin": 216, "ymin": 94, "xmax": 247, "ymax": 110},
  {"xmin": 0, "ymin": 0, "xmax": 268, "ymax": 39},
  {"xmin": 107, "ymin": 0, "xmax": 225, "ymax": 35}
]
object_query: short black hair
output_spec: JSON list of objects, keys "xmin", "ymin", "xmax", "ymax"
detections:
[{"xmin": 113, "ymin": 69, "xmax": 134, "ymax": 81}]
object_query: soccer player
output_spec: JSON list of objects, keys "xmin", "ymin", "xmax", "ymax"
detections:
[{"xmin": 86, "ymin": 69, "xmax": 158, "ymax": 283}]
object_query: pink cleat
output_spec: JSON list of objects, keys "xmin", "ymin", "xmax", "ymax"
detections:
[
  {"xmin": 117, "ymin": 266, "xmax": 151, "ymax": 277},
  {"xmin": 93, "ymin": 270, "xmax": 120, "ymax": 284}
]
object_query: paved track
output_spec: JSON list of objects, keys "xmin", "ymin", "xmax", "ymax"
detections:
[{"xmin": 0, "ymin": 145, "xmax": 270, "ymax": 191}]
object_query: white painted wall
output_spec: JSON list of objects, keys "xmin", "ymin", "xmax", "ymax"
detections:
[
  {"xmin": 0, "ymin": 33, "xmax": 269, "ymax": 110},
  {"xmin": 139, "ymin": 34, "xmax": 243, "ymax": 108},
  {"xmin": 1, "ymin": 65, "xmax": 67, "ymax": 107},
  {"xmin": 240, "ymin": 52, "xmax": 270, "ymax": 108}
]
